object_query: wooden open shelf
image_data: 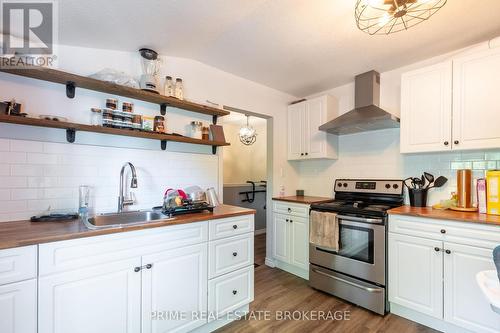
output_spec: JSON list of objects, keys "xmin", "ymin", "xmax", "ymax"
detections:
[
  {"xmin": 0, "ymin": 63, "xmax": 230, "ymax": 118},
  {"xmin": 0, "ymin": 115, "xmax": 230, "ymax": 153}
]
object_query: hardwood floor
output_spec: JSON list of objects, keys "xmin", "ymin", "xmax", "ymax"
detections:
[
  {"xmin": 254, "ymin": 233, "xmax": 266, "ymax": 266},
  {"xmin": 217, "ymin": 234, "xmax": 439, "ymax": 333}
]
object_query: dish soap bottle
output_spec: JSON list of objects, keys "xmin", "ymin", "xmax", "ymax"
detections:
[{"xmin": 279, "ymin": 185, "xmax": 285, "ymax": 197}]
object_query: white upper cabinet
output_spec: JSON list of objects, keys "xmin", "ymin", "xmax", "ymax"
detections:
[
  {"xmin": 400, "ymin": 61, "xmax": 452, "ymax": 153},
  {"xmin": 452, "ymin": 47, "xmax": 500, "ymax": 150},
  {"xmin": 287, "ymin": 95, "xmax": 338, "ymax": 160},
  {"xmin": 401, "ymin": 46, "xmax": 500, "ymax": 153}
]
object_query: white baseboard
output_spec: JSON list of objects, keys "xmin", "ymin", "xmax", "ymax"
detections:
[
  {"xmin": 265, "ymin": 257, "xmax": 275, "ymax": 268},
  {"xmin": 254, "ymin": 228, "xmax": 266, "ymax": 235},
  {"xmin": 274, "ymin": 260, "xmax": 309, "ymax": 280}
]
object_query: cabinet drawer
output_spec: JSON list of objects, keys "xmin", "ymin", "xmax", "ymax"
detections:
[
  {"xmin": 208, "ymin": 265, "xmax": 254, "ymax": 318},
  {"xmin": 0, "ymin": 245, "xmax": 37, "ymax": 285},
  {"xmin": 389, "ymin": 214, "xmax": 500, "ymax": 249},
  {"xmin": 209, "ymin": 233, "xmax": 253, "ymax": 279},
  {"xmin": 39, "ymin": 222, "xmax": 208, "ymax": 276},
  {"xmin": 209, "ymin": 215, "xmax": 254, "ymax": 241},
  {"xmin": 273, "ymin": 201, "xmax": 309, "ymax": 218}
]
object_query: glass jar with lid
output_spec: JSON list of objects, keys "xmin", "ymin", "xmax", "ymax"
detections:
[{"xmin": 190, "ymin": 121, "xmax": 202, "ymax": 139}]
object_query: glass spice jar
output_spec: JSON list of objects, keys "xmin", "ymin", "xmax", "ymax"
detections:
[
  {"xmin": 122, "ymin": 102, "xmax": 134, "ymax": 113},
  {"xmin": 202, "ymin": 126, "xmax": 210, "ymax": 140},
  {"xmin": 132, "ymin": 115, "xmax": 142, "ymax": 130},
  {"xmin": 90, "ymin": 108, "xmax": 102, "ymax": 126},
  {"xmin": 154, "ymin": 116, "xmax": 166, "ymax": 133},
  {"xmin": 106, "ymin": 98, "xmax": 118, "ymax": 110},
  {"xmin": 175, "ymin": 78, "xmax": 184, "ymax": 100},
  {"xmin": 190, "ymin": 121, "xmax": 203, "ymax": 139}
]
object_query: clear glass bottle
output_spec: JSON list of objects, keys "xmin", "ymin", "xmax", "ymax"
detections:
[
  {"xmin": 175, "ymin": 78, "xmax": 184, "ymax": 100},
  {"xmin": 164, "ymin": 76, "xmax": 174, "ymax": 97},
  {"xmin": 90, "ymin": 108, "xmax": 102, "ymax": 126}
]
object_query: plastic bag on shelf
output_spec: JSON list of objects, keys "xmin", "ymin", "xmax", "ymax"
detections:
[{"xmin": 88, "ymin": 68, "xmax": 139, "ymax": 89}]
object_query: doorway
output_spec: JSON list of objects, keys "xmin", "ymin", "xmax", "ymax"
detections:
[{"xmin": 221, "ymin": 109, "xmax": 269, "ymax": 266}]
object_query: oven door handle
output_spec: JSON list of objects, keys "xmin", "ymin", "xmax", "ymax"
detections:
[
  {"xmin": 311, "ymin": 268, "xmax": 383, "ymax": 293},
  {"xmin": 336, "ymin": 215, "xmax": 383, "ymax": 224}
]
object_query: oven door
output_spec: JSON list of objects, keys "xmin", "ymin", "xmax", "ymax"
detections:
[{"xmin": 309, "ymin": 214, "xmax": 386, "ymax": 285}]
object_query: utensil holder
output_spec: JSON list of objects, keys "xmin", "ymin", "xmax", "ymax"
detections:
[{"xmin": 408, "ymin": 188, "xmax": 428, "ymax": 207}]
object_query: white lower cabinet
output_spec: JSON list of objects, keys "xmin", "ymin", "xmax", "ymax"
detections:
[
  {"xmin": 444, "ymin": 243, "xmax": 499, "ymax": 333},
  {"xmin": 142, "ymin": 244, "xmax": 208, "ymax": 333},
  {"xmin": 272, "ymin": 200, "xmax": 310, "ymax": 279},
  {"xmin": 388, "ymin": 233, "xmax": 443, "ymax": 319},
  {"xmin": 0, "ymin": 279, "xmax": 37, "ymax": 333},
  {"xmin": 38, "ymin": 258, "xmax": 142, "ymax": 333},
  {"xmin": 388, "ymin": 215, "xmax": 500, "ymax": 333}
]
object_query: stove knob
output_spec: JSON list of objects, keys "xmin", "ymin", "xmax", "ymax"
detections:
[
  {"xmin": 385, "ymin": 184, "xmax": 391, "ymax": 189},
  {"xmin": 393, "ymin": 184, "xmax": 399, "ymax": 189},
  {"xmin": 337, "ymin": 183, "xmax": 342, "ymax": 187},
  {"xmin": 343, "ymin": 183, "xmax": 348, "ymax": 188}
]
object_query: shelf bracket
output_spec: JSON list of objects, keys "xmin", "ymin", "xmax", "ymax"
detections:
[
  {"xmin": 161, "ymin": 140, "xmax": 167, "ymax": 151},
  {"xmin": 66, "ymin": 128, "xmax": 76, "ymax": 143},
  {"xmin": 160, "ymin": 104, "xmax": 167, "ymax": 116},
  {"xmin": 212, "ymin": 115, "xmax": 218, "ymax": 125},
  {"xmin": 66, "ymin": 81, "xmax": 76, "ymax": 99},
  {"xmin": 212, "ymin": 146, "xmax": 217, "ymax": 155}
]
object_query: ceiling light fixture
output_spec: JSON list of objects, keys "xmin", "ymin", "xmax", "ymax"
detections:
[
  {"xmin": 355, "ymin": 0, "xmax": 447, "ymax": 35},
  {"xmin": 239, "ymin": 115, "xmax": 257, "ymax": 146}
]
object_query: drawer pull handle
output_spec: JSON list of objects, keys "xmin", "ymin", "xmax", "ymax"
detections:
[
  {"xmin": 440, "ymin": 229, "xmax": 446, "ymax": 234},
  {"xmin": 232, "ymin": 290, "xmax": 238, "ymax": 295},
  {"xmin": 445, "ymin": 249, "xmax": 451, "ymax": 254},
  {"xmin": 146, "ymin": 264, "xmax": 153, "ymax": 269},
  {"xmin": 233, "ymin": 225, "xmax": 238, "ymax": 229},
  {"xmin": 434, "ymin": 247, "xmax": 440, "ymax": 252},
  {"xmin": 134, "ymin": 267, "xmax": 141, "ymax": 272},
  {"xmin": 233, "ymin": 252, "xmax": 238, "ymax": 257}
]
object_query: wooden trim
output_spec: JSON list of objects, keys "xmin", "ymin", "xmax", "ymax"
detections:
[
  {"xmin": 0, "ymin": 115, "xmax": 230, "ymax": 147},
  {"xmin": 0, "ymin": 63, "xmax": 229, "ymax": 117}
]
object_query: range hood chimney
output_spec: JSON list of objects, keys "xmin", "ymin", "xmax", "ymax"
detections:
[{"xmin": 319, "ymin": 70, "xmax": 400, "ymax": 135}]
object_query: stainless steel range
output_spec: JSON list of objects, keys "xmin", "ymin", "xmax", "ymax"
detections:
[{"xmin": 309, "ymin": 179, "xmax": 404, "ymax": 315}]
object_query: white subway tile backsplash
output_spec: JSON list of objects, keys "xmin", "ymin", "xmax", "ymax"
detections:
[
  {"xmin": 0, "ymin": 138, "xmax": 218, "ymax": 222},
  {"xmin": 2, "ymin": 152, "xmax": 27, "ymax": 164},
  {"xmin": 10, "ymin": 140, "xmax": 44, "ymax": 152},
  {"xmin": 27, "ymin": 153, "xmax": 58, "ymax": 165}
]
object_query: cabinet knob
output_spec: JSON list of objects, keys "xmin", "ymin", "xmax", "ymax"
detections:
[
  {"xmin": 134, "ymin": 267, "xmax": 141, "ymax": 272},
  {"xmin": 434, "ymin": 247, "xmax": 440, "ymax": 252},
  {"xmin": 232, "ymin": 252, "xmax": 238, "ymax": 257},
  {"xmin": 454, "ymin": 140, "xmax": 459, "ymax": 145},
  {"xmin": 233, "ymin": 224, "xmax": 238, "ymax": 229},
  {"xmin": 444, "ymin": 141, "xmax": 449, "ymax": 146},
  {"xmin": 287, "ymin": 208, "xmax": 291, "ymax": 213},
  {"xmin": 440, "ymin": 229, "xmax": 446, "ymax": 234},
  {"xmin": 289, "ymin": 219, "xmax": 293, "ymax": 223},
  {"xmin": 305, "ymin": 153, "xmax": 308, "ymax": 156},
  {"xmin": 232, "ymin": 290, "xmax": 238, "ymax": 295},
  {"xmin": 286, "ymin": 219, "xmax": 289, "ymax": 222},
  {"xmin": 146, "ymin": 264, "xmax": 153, "ymax": 269},
  {"xmin": 301, "ymin": 153, "xmax": 304, "ymax": 156},
  {"xmin": 445, "ymin": 249, "xmax": 451, "ymax": 254}
]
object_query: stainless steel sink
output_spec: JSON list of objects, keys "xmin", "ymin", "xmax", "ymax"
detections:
[{"xmin": 84, "ymin": 210, "xmax": 173, "ymax": 229}]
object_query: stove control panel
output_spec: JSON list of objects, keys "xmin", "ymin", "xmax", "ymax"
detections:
[{"xmin": 335, "ymin": 179, "xmax": 403, "ymax": 195}]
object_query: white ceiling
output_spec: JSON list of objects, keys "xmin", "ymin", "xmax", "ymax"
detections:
[{"xmin": 59, "ymin": 0, "xmax": 500, "ymax": 96}]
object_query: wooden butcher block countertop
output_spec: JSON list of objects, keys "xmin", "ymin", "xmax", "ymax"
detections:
[
  {"xmin": 272, "ymin": 196, "xmax": 334, "ymax": 205},
  {"xmin": 0, "ymin": 205, "xmax": 255, "ymax": 250},
  {"xmin": 388, "ymin": 205, "xmax": 500, "ymax": 226}
]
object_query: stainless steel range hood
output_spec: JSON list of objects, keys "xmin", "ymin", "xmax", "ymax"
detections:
[{"xmin": 319, "ymin": 71, "xmax": 400, "ymax": 135}]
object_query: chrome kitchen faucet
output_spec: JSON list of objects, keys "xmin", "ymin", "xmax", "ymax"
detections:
[{"xmin": 118, "ymin": 162, "xmax": 138, "ymax": 213}]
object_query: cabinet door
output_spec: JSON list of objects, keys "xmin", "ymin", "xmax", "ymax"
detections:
[
  {"xmin": 444, "ymin": 243, "xmax": 500, "ymax": 333},
  {"xmin": 38, "ymin": 258, "xmax": 141, "ymax": 333},
  {"xmin": 289, "ymin": 216, "xmax": 309, "ymax": 270},
  {"xmin": 453, "ymin": 47, "xmax": 500, "ymax": 150},
  {"xmin": 388, "ymin": 233, "xmax": 443, "ymax": 319},
  {"xmin": 142, "ymin": 243, "xmax": 208, "ymax": 333},
  {"xmin": 287, "ymin": 102, "xmax": 305, "ymax": 160},
  {"xmin": 272, "ymin": 214, "xmax": 289, "ymax": 263},
  {"xmin": 400, "ymin": 61, "xmax": 452, "ymax": 153},
  {"xmin": 0, "ymin": 279, "xmax": 37, "ymax": 333},
  {"xmin": 305, "ymin": 97, "xmax": 328, "ymax": 159}
]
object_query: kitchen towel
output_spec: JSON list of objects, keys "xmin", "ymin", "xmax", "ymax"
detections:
[{"xmin": 309, "ymin": 211, "xmax": 339, "ymax": 252}]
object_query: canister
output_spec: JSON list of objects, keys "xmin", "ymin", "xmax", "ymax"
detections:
[{"xmin": 486, "ymin": 170, "xmax": 500, "ymax": 215}]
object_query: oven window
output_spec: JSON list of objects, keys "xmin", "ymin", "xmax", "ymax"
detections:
[{"xmin": 338, "ymin": 224, "xmax": 374, "ymax": 264}]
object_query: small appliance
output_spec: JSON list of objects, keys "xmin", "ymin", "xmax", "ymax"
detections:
[{"xmin": 138, "ymin": 48, "xmax": 161, "ymax": 93}]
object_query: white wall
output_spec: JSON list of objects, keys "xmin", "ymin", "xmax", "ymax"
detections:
[
  {"xmin": 297, "ymin": 39, "xmax": 500, "ymax": 205},
  {"xmin": 0, "ymin": 44, "xmax": 297, "ymax": 221},
  {"xmin": 223, "ymin": 122, "xmax": 267, "ymax": 185}
]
